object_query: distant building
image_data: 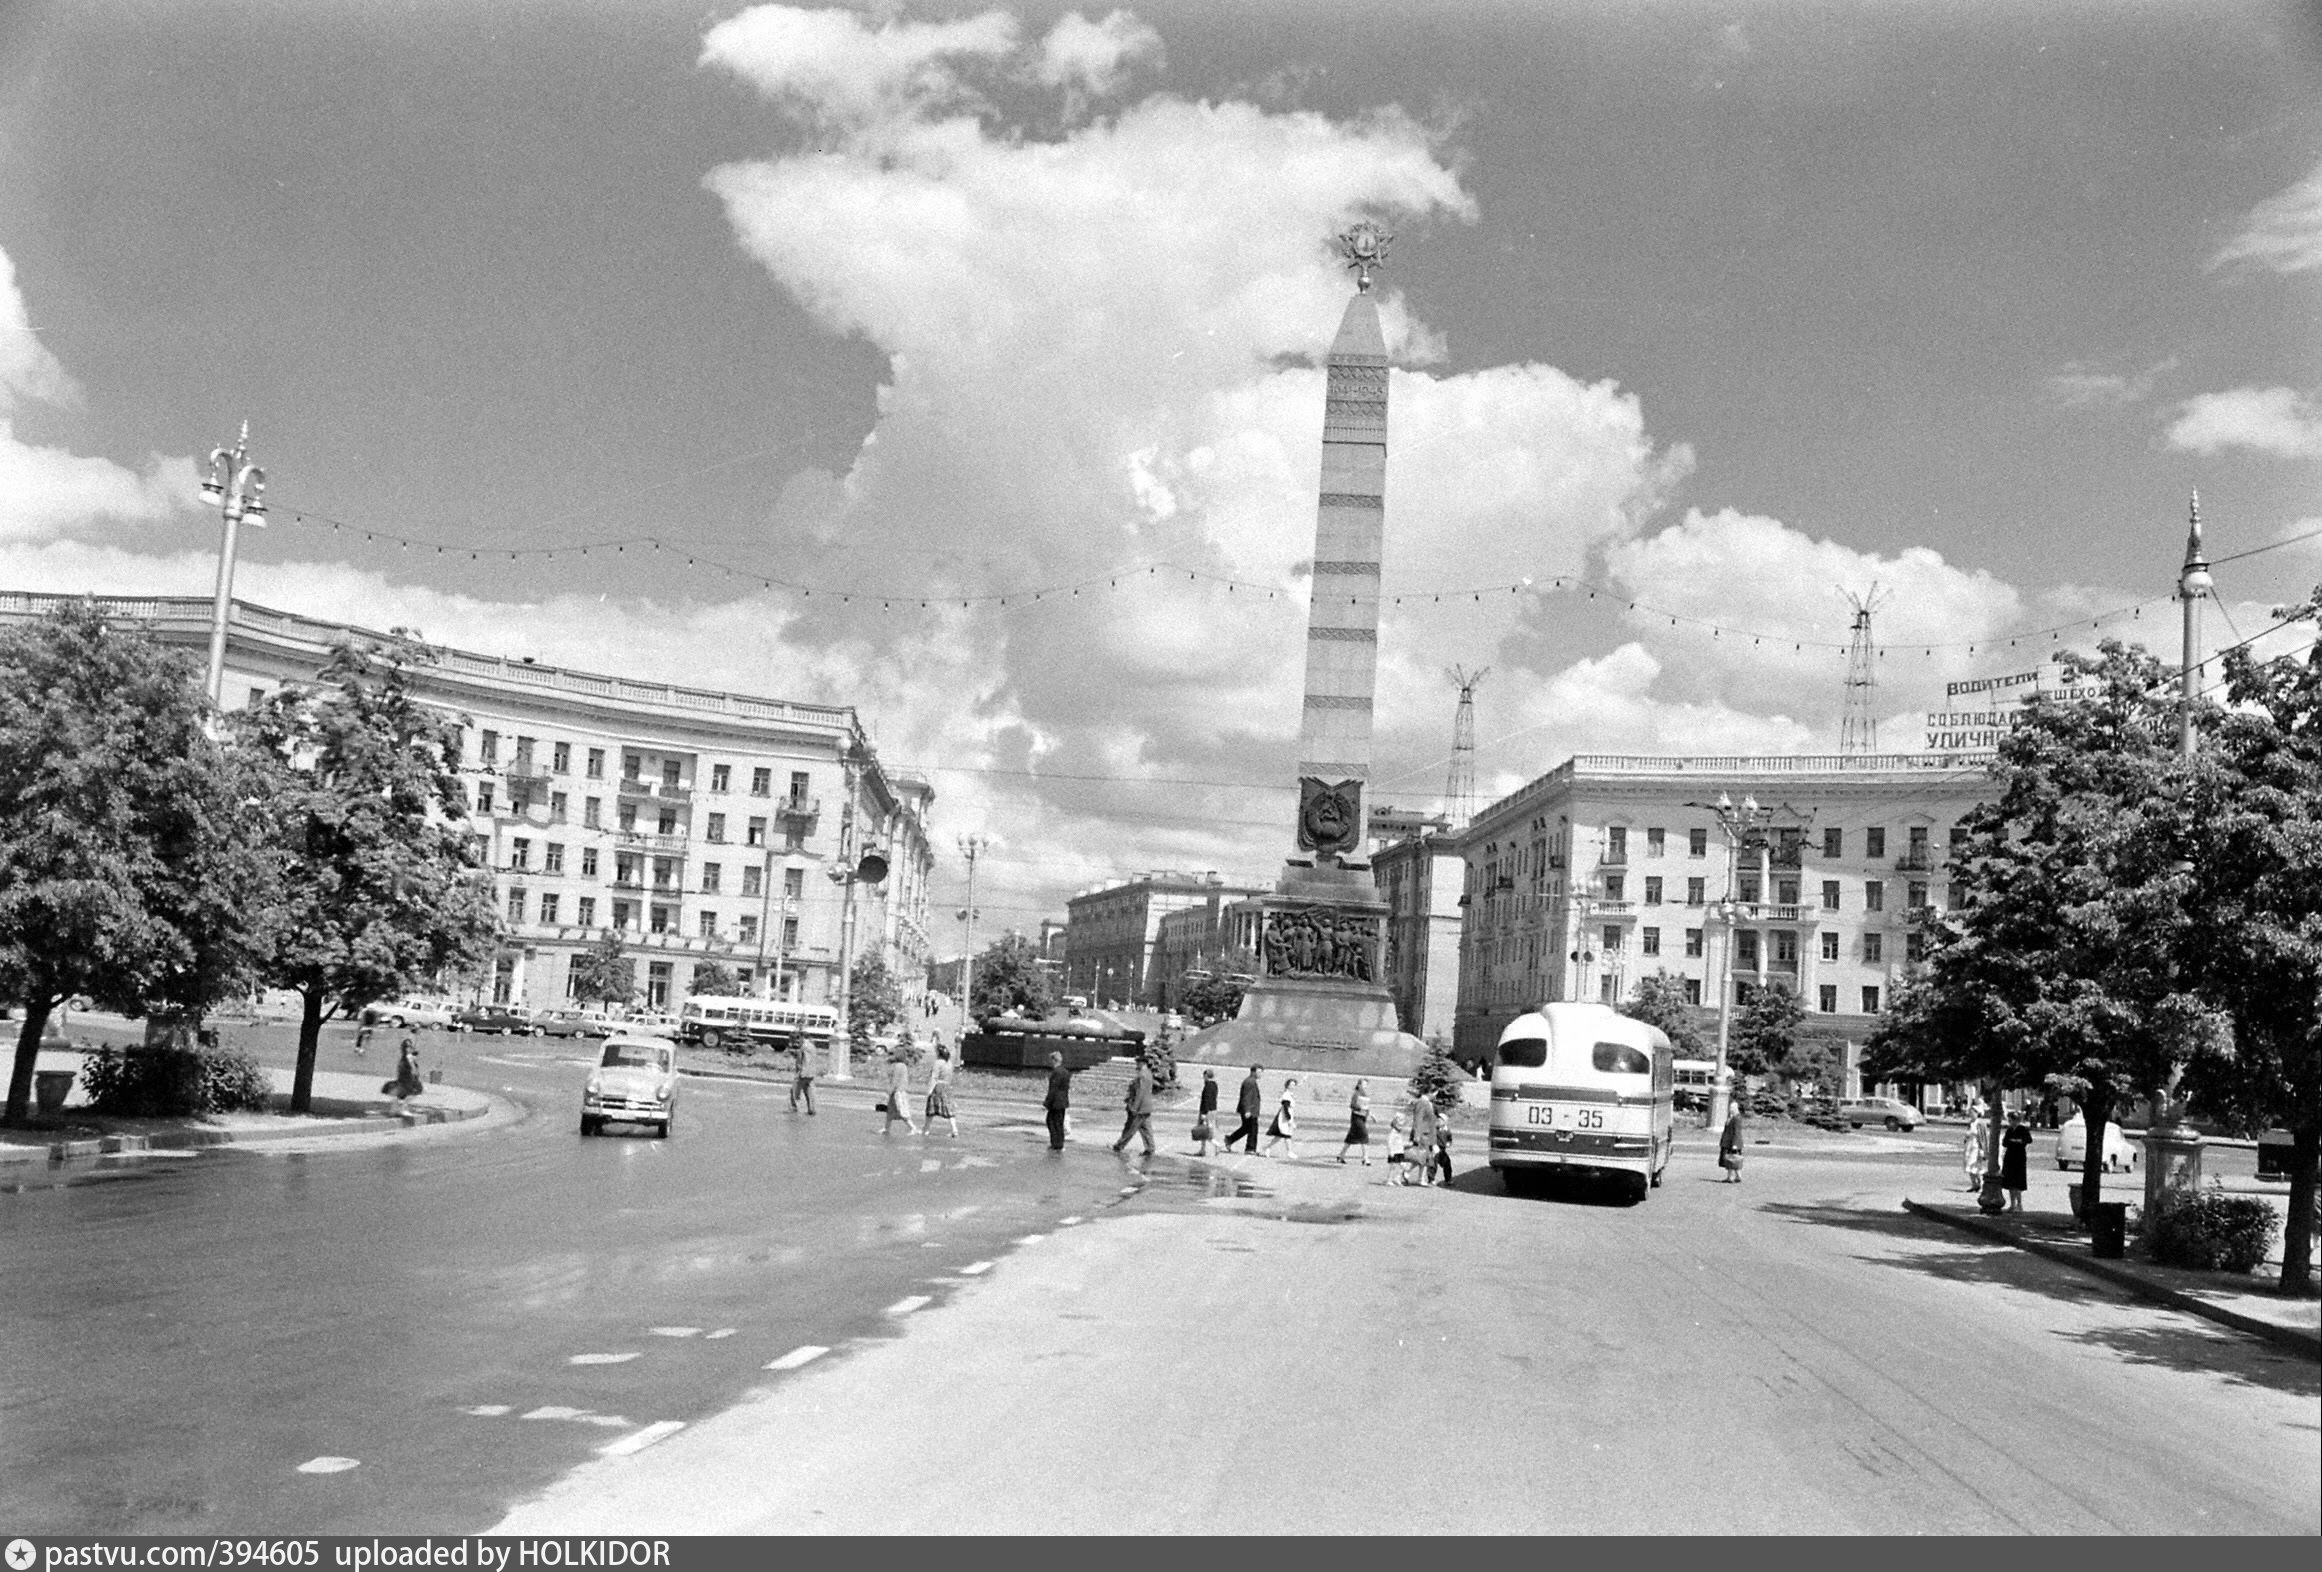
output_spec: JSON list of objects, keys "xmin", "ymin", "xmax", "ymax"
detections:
[
  {"xmin": 1450, "ymin": 752, "xmax": 1991, "ymax": 1079},
  {"xmin": 1371, "ymin": 832, "xmax": 1464, "ymax": 1042},
  {"xmin": 0, "ymin": 592, "xmax": 936, "ymax": 1015},
  {"xmin": 1063, "ymin": 871, "xmax": 1268, "ymax": 1007}
]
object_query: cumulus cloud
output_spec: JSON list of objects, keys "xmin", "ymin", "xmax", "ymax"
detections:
[
  {"xmin": 2209, "ymin": 160, "xmax": 2322, "ymax": 277},
  {"xmin": 1036, "ymin": 10, "xmax": 1162, "ymax": 97},
  {"xmin": 2166, "ymin": 386, "xmax": 2322, "ymax": 459},
  {"xmin": 699, "ymin": 4, "xmax": 1018, "ymax": 126}
]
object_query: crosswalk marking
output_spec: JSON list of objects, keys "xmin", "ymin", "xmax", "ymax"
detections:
[
  {"xmin": 704, "ymin": 1328, "xmax": 736, "ymax": 1340},
  {"xmin": 598, "ymin": 1420, "xmax": 686, "ymax": 1457},
  {"xmin": 958, "ymin": 1261, "xmax": 993, "ymax": 1276},
  {"xmin": 567, "ymin": 1352, "xmax": 640, "ymax": 1365},
  {"xmin": 296, "ymin": 1457, "xmax": 359, "ymax": 1474},
  {"xmin": 885, "ymin": 1294, "xmax": 932, "ymax": 1315},
  {"xmin": 1058, "ymin": 1216, "xmax": 1083, "ymax": 1225},
  {"xmin": 460, "ymin": 1404, "xmax": 513, "ymax": 1417},
  {"xmin": 648, "ymin": 1326, "xmax": 701, "ymax": 1338},
  {"xmin": 1014, "ymin": 1234, "xmax": 1047, "ymax": 1245},
  {"xmin": 765, "ymin": 1345, "xmax": 830, "ymax": 1370}
]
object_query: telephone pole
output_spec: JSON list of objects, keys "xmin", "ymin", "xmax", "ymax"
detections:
[
  {"xmin": 955, "ymin": 833, "xmax": 986, "ymax": 1037},
  {"xmin": 198, "ymin": 423, "xmax": 267, "ymax": 712}
]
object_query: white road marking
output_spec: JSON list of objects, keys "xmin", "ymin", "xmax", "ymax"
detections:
[
  {"xmin": 460, "ymin": 1404, "xmax": 513, "ymax": 1417},
  {"xmin": 885, "ymin": 1294, "xmax": 932, "ymax": 1316},
  {"xmin": 581, "ymin": 1414, "xmax": 631, "ymax": 1428},
  {"xmin": 647, "ymin": 1326, "xmax": 701, "ymax": 1338},
  {"xmin": 1058, "ymin": 1216, "xmax": 1083, "ymax": 1225},
  {"xmin": 296, "ymin": 1457, "xmax": 359, "ymax": 1474},
  {"xmin": 704, "ymin": 1328, "xmax": 736, "ymax": 1340},
  {"xmin": 765, "ymin": 1345, "xmax": 830, "ymax": 1371},
  {"xmin": 920, "ymin": 1159, "xmax": 942, "ymax": 1173},
  {"xmin": 958, "ymin": 1261, "xmax": 993, "ymax": 1276},
  {"xmin": 521, "ymin": 1406, "xmax": 589, "ymax": 1421},
  {"xmin": 567, "ymin": 1352, "xmax": 640, "ymax": 1365},
  {"xmin": 1014, "ymin": 1234, "xmax": 1047, "ymax": 1245},
  {"xmin": 598, "ymin": 1420, "xmax": 686, "ymax": 1457},
  {"xmin": 1119, "ymin": 1186, "xmax": 1139, "ymax": 1195}
]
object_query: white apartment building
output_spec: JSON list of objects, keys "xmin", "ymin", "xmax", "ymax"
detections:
[
  {"xmin": 1449, "ymin": 752, "xmax": 1991, "ymax": 1064},
  {"xmin": 2, "ymin": 593, "xmax": 935, "ymax": 1014}
]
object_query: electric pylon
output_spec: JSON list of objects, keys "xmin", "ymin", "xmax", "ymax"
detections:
[
  {"xmin": 1838, "ymin": 585, "xmax": 1888, "ymax": 754},
  {"xmin": 1443, "ymin": 665, "xmax": 1489, "ymax": 827}
]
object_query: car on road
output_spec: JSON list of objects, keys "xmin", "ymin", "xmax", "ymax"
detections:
[
  {"xmin": 2054, "ymin": 1115, "xmax": 2140, "ymax": 1172},
  {"xmin": 529, "ymin": 1010, "xmax": 594, "ymax": 1038},
  {"xmin": 360, "ymin": 997, "xmax": 455, "ymax": 1030},
  {"xmin": 619, "ymin": 1010, "xmax": 681, "ymax": 1039},
  {"xmin": 1838, "ymin": 1096, "xmax": 1923, "ymax": 1132},
  {"xmin": 451, "ymin": 1003, "xmax": 539, "ymax": 1035},
  {"xmin": 580, "ymin": 1035, "xmax": 677, "ymax": 1138}
]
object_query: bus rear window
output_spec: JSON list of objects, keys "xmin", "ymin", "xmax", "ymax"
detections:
[
  {"xmin": 1497, "ymin": 1036, "xmax": 1547, "ymax": 1069},
  {"xmin": 1592, "ymin": 1041, "xmax": 1651, "ymax": 1076}
]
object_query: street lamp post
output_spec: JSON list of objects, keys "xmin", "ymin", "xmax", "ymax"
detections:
[
  {"xmin": 1693, "ymin": 792, "xmax": 1775, "ymax": 1132},
  {"xmin": 956, "ymin": 833, "xmax": 986, "ymax": 1039},
  {"xmin": 198, "ymin": 422, "xmax": 267, "ymax": 714}
]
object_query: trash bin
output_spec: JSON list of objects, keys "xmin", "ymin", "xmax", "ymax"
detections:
[
  {"xmin": 33, "ymin": 1068, "xmax": 75, "ymax": 1114},
  {"xmin": 2090, "ymin": 1201, "xmax": 2129, "ymax": 1259}
]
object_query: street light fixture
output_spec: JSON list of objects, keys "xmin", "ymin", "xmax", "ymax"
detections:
[{"xmin": 198, "ymin": 422, "xmax": 266, "ymax": 714}]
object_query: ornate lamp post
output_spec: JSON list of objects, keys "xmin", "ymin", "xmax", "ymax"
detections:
[
  {"xmin": 956, "ymin": 833, "xmax": 986, "ymax": 1037},
  {"xmin": 1692, "ymin": 792, "xmax": 1775, "ymax": 1131},
  {"xmin": 198, "ymin": 422, "xmax": 267, "ymax": 713}
]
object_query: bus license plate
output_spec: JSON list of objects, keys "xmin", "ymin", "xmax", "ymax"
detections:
[{"xmin": 1525, "ymin": 1105, "xmax": 1603, "ymax": 1129}]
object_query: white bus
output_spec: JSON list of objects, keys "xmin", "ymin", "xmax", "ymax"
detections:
[
  {"xmin": 1488, "ymin": 1002, "xmax": 1675, "ymax": 1201},
  {"xmin": 1672, "ymin": 1057, "xmax": 1717, "ymax": 1114},
  {"xmin": 679, "ymin": 995, "xmax": 838, "ymax": 1053}
]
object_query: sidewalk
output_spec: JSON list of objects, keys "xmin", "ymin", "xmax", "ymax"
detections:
[
  {"xmin": 0, "ymin": 1055, "xmax": 502, "ymax": 1164},
  {"xmin": 1903, "ymin": 1197, "xmax": 2320, "ymax": 1358}
]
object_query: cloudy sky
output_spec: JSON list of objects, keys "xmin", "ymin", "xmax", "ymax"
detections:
[{"xmin": 3, "ymin": 0, "xmax": 2318, "ymax": 937}]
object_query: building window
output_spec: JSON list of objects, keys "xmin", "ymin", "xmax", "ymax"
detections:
[
  {"xmin": 1686, "ymin": 878, "xmax": 1705, "ymax": 907},
  {"xmin": 623, "ymin": 754, "xmax": 642, "ymax": 781},
  {"xmin": 615, "ymin": 854, "xmax": 639, "ymax": 886},
  {"xmin": 510, "ymin": 838, "xmax": 531, "ymax": 870},
  {"xmin": 1739, "ymin": 874, "xmax": 1760, "ymax": 904},
  {"xmin": 480, "ymin": 729, "xmax": 499, "ymax": 764},
  {"xmin": 662, "ymin": 760, "xmax": 681, "ymax": 789},
  {"xmin": 475, "ymin": 782, "xmax": 496, "ymax": 814},
  {"xmin": 1642, "ymin": 926, "xmax": 1661, "ymax": 957},
  {"xmin": 1864, "ymin": 880, "xmax": 1885, "ymax": 912},
  {"xmin": 747, "ymin": 817, "xmax": 767, "ymax": 848},
  {"xmin": 1736, "ymin": 931, "xmax": 1759, "ymax": 968},
  {"xmin": 1685, "ymin": 928, "xmax": 1704, "ymax": 958},
  {"xmin": 618, "ymin": 803, "xmax": 637, "ymax": 832},
  {"xmin": 657, "ymin": 809, "xmax": 678, "ymax": 836},
  {"xmin": 550, "ymin": 791, "xmax": 568, "ymax": 822},
  {"xmin": 540, "ymin": 893, "xmax": 560, "ymax": 924},
  {"xmin": 1949, "ymin": 822, "xmax": 1969, "ymax": 851},
  {"xmin": 1776, "ymin": 878, "xmax": 1798, "ymax": 905},
  {"xmin": 552, "ymin": 741, "xmax": 570, "ymax": 773},
  {"xmin": 507, "ymin": 888, "xmax": 526, "ymax": 922},
  {"xmin": 1644, "ymin": 876, "xmax": 1663, "ymax": 905},
  {"xmin": 783, "ymin": 867, "xmax": 804, "ymax": 899},
  {"xmin": 1645, "ymin": 827, "xmax": 1665, "ymax": 858},
  {"xmin": 706, "ymin": 812, "xmax": 726, "ymax": 842},
  {"xmin": 581, "ymin": 847, "xmax": 599, "ymax": 877},
  {"xmin": 1607, "ymin": 825, "xmax": 1627, "ymax": 861},
  {"xmin": 751, "ymin": 767, "xmax": 772, "ymax": 797},
  {"xmin": 611, "ymin": 900, "xmax": 634, "ymax": 930},
  {"xmin": 1907, "ymin": 931, "xmax": 1927, "ymax": 963},
  {"xmin": 741, "ymin": 864, "xmax": 763, "ymax": 898},
  {"xmin": 702, "ymin": 863, "xmax": 722, "ymax": 894},
  {"xmin": 652, "ymin": 859, "xmax": 676, "ymax": 890},
  {"xmin": 738, "ymin": 914, "xmax": 759, "ymax": 943},
  {"xmin": 1863, "ymin": 932, "xmax": 1883, "ymax": 964},
  {"xmin": 1821, "ymin": 931, "xmax": 1840, "ymax": 962},
  {"xmin": 649, "ymin": 905, "xmax": 673, "ymax": 934},
  {"xmin": 1822, "ymin": 880, "xmax": 1840, "ymax": 911},
  {"xmin": 789, "ymin": 771, "xmax": 810, "ymax": 803},
  {"xmin": 1861, "ymin": 985, "xmax": 1881, "ymax": 1014},
  {"xmin": 1774, "ymin": 930, "xmax": 1797, "ymax": 965},
  {"xmin": 577, "ymin": 897, "xmax": 596, "ymax": 927},
  {"xmin": 586, "ymin": 747, "xmax": 605, "ymax": 780},
  {"xmin": 782, "ymin": 916, "xmax": 798, "ymax": 949},
  {"xmin": 1684, "ymin": 977, "xmax": 1701, "ymax": 1005},
  {"xmin": 1865, "ymin": 827, "xmax": 1886, "ymax": 859},
  {"xmin": 583, "ymin": 797, "xmax": 601, "ymax": 829},
  {"xmin": 1689, "ymin": 827, "xmax": 1708, "ymax": 858},
  {"xmin": 566, "ymin": 955, "xmax": 589, "ymax": 999},
  {"xmin": 545, "ymin": 843, "xmax": 565, "ymax": 875},
  {"xmin": 1602, "ymin": 925, "xmax": 1621, "ymax": 953},
  {"xmin": 699, "ymin": 911, "xmax": 718, "ymax": 939},
  {"xmin": 1908, "ymin": 881, "xmax": 1927, "ymax": 908},
  {"xmin": 1819, "ymin": 984, "xmax": 1837, "ymax": 1014},
  {"xmin": 1603, "ymin": 873, "xmax": 1624, "ymax": 900},
  {"xmin": 646, "ymin": 961, "xmax": 672, "ymax": 1008},
  {"xmin": 785, "ymin": 822, "xmax": 806, "ymax": 852},
  {"xmin": 1908, "ymin": 826, "xmax": 1929, "ymax": 863},
  {"xmin": 712, "ymin": 764, "xmax": 731, "ymax": 793},
  {"xmin": 1823, "ymin": 826, "xmax": 1843, "ymax": 859}
]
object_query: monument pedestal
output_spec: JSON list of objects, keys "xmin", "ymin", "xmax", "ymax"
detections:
[{"xmin": 1176, "ymin": 862, "xmax": 1429, "ymax": 1079}]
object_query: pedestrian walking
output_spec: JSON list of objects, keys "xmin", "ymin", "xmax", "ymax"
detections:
[
  {"xmin": 1112, "ymin": 1054, "xmax": 1157, "ymax": 1156},
  {"xmin": 1718, "ymin": 1104, "xmax": 1745, "ymax": 1183},
  {"xmin": 384, "ymin": 1036, "xmax": 423, "ymax": 1100},
  {"xmin": 1383, "ymin": 1113, "xmax": 1409, "ymax": 1179},
  {"xmin": 788, "ymin": 1038, "xmax": 818, "ymax": 1115},
  {"xmin": 1963, "ymin": 1110, "xmax": 1989, "ymax": 1192},
  {"xmin": 1192, "ymin": 1069, "xmax": 1220, "ymax": 1156},
  {"xmin": 923, "ymin": 1046, "xmax": 960, "ymax": 1138},
  {"xmin": 1429, "ymin": 1117, "xmax": 1454, "ymax": 1186},
  {"xmin": 2000, "ymin": 1111, "xmax": 2032, "ymax": 1212},
  {"xmin": 1407, "ymin": 1094, "xmax": 1441, "ymax": 1186},
  {"xmin": 1043, "ymin": 1051, "xmax": 1072, "ymax": 1151},
  {"xmin": 1337, "ymin": 1079, "xmax": 1373, "ymax": 1164},
  {"xmin": 1227, "ymin": 1065, "xmax": 1263, "ymax": 1154},
  {"xmin": 882, "ymin": 1045, "xmax": 920, "ymax": 1136},
  {"xmin": 1262, "ymin": 1078, "xmax": 1299, "ymax": 1157}
]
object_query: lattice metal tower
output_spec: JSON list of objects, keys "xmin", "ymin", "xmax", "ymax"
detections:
[
  {"xmin": 1443, "ymin": 665, "xmax": 1489, "ymax": 827},
  {"xmin": 1839, "ymin": 585, "xmax": 1889, "ymax": 754}
]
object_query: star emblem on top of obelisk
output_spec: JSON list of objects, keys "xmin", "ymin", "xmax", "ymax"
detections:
[{"xmin": 1337, "ymin": 221, "xmax": 1393, "ymax": 292}]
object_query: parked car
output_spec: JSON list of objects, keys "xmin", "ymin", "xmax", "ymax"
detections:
[
  {"xmin": 1838, "ymin": 1096, "xmax": 1923, "ymax": 1132},
  {"xmin": 451, "ymin": 1004, "xmax": 538, "ymax": 1035},
  {"xmin": 360, "ymin": 997, "xmax": 455, "ymax": 1030},
  {"xmin": 580, "ymin": 1035, "xmax": 677, "ymax": 1138},
  {"xmin": 2054, "ymin": 1114, "xmax": 2140, "ymax": 1172},
  {"xmin": 529, "ymin": 1011, "xmax": 594, "ymax": 1039},
  {"xmin": 619, "ymin": 1010, "xmax": 681, "ymax": 1040}
]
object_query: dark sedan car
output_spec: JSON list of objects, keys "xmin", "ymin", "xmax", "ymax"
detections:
[{"xmin": 451, "ymin": 1004, "xmax": 538, "ymax": 1035}]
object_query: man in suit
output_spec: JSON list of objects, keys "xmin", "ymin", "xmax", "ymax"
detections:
[
  {"xmin": 1043, "ymin": 1051, "xmax": 1073, "ymax": 1151},
  {"xmin": 1227, "ymin": 1065, "xmax": 1264, "ymax": 1154},
  {"xmin": 1112, "ymin": 1056, "xmax": 1157, "ymax": 1156}
]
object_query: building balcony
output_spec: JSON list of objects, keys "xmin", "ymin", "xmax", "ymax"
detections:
[
  {"xmin": 615, "ymin": 830, "xmax": 690, "ymax": 856},
  {"xmin": 775, "ymin": 795, "xmax": 820, "ymax": 822},
  {"xmin": 503, "ymin": 761, "xmax": 553, "ymax": 784},
  {"xmin": 1894, "ymin": 851, "xmax": 1933, "ymax": 872},
  {"xmin": 1600, "ymin": 848, "xmax": 1627, "ymax": 867},
  {"xmin": 1587, "ymin": 900, "xmax": 1637, "ymax": 918}
]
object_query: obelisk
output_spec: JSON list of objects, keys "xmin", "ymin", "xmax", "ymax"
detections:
[{"xmin": 1178, "ymin": 222, "xmax": 1427, "ymax": 1079}]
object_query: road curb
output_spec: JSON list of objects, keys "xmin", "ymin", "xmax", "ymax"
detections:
[
  {"xmin": 1901, "ymin": 1198, "xmax": 2321, "ymax": 1359},
  {"xmin": 4, "ymin": 1088, "xmax": 500, "ymax": 1165}
]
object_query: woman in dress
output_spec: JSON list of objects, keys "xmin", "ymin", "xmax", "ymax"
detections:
[
  {"xmin": 1406, "ymin": 1094, "xmax": 1441, "ymax": 1186},
  {"xmin": 385, "ymin": 1036, "xmax": 423, "ymax": 1100},
  {"xmin": 1963, "ymin": 1109, "xmax": 1990, "ymax": 1192},
  {"xmin": 1337, "ymin": 1079, "xmax": 1373, "ymax": 1165},
  {"xmin": 1262, "ymin": 1077, "xmax": 1299, "ymax": 1158},
  {"xmin": 1718, "ymin": 1104, "xmax": 1745, "ymax": 1183},
  {"xmin": 923, "ymin": 1045, "xmax": 960, "ymax": 1138},
  {"xmin": 882, "ymin": 1044, "xmax": 920, "ymax": 1136},
  {"xmin": 1193, "ymin": 1069, "xmax": 1220, "ymax": 1156},
  {"xmin": 2000, "ymin": 1111, "xmax": 2032, "ymax": 1212}
]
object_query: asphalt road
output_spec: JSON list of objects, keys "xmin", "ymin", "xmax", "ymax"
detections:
[{"xmin": 0, "ymin": 1020, "xmax": 1224, "ymax": 1536}]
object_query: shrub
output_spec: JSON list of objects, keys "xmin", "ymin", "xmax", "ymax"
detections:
[
  {"xmin": 1140, "ymin": 1037, "xmax": 1176, "ymax": 1092},
  {"xmin": 2149, "ymin": 1189, "xmax": 2279, "ymax": 1274},
  {"xmin": 1408, "ymin": 1045, "xmax": 1466, "ymax": 1114},
  {"xmin": 79, "ymin": 1041, "xmax": 275, "ymax": 1117}
]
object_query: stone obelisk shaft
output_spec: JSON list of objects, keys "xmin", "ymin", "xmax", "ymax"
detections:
[{"xmin": 1296, "ymin": 291, "xmax": 1389, "ymax": 830}]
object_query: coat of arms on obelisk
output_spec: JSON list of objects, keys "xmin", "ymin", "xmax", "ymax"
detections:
[{"xmin": 1295, "ymin": 777, "xmax": 1363, "ymax": 857}]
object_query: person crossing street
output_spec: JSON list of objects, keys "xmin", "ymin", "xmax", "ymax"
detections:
[{"xmin": 1111, "ymin": 1055, "xmax": 1157, "ymax": 1157}]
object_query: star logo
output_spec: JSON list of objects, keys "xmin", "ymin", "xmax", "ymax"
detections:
[{"xmin": 6, "ymin": 1538, "xmax": 37, "ymax": 1571}]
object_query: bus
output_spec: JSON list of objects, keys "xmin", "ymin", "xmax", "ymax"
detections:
[
  {"xmin": 678, "ymin": 995, "xmax": 839, "ymax": 1053},
  {"xmin": 1672, "ymin": 1057, "xmax": 1717, "ymax": 1115},
  {"xmin": 1488, "ymin": 1002, "xmax": 1674, "ymax": 1201}
]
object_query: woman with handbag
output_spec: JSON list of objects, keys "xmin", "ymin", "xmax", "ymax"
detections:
[
  {"xmin": 1192, "ymin": 1069, "xmax": 1220, "ymax": 1156},
  {"xmin": 1262, "ymin": 1077, "xmax": 1299, "ymax": 1158},
  {"xmin": 1718, "ymin": 1105, "xmax": 1745, "ymax": 1183}
]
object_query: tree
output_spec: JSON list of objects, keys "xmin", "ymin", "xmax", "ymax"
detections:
[
  {"xmin": 1621, "ymin": 970, "xmax": 1707, "ymax": 1057},
  {"xmin": 568, "ymin": 932, "xmax": 636, "ymax": 1009},
  {"xmin": 970, "ymin": 932, "xmax": 1055, "ymax": 1022},
  {"xmin": 235, "ymin": 640, "xmax": 501, "ymax": 1112},
  {"xmin": 848, "ymin": 953, "xmax": 903, "ymax": 1038},
  {"xmin": 1407, "ymin": 1042, "xmax": 1466, "ymax": 1114},
  {"xmin": 1180, "ymin": 946, "xmax": 1259, "ymax": 1027},
  {"xmin": 689, "ymin": 959, "xmax": 740, "ymax": 997},
  {"xmin": 2, "ymin": 604, "xmax": 279, "ymax": 1124},
  {"xmin": 2180, "ymin": 587, "xmax": 2322, "ymax": 1293},
  {"xmin": 1729, "ymin": 981, "xmax": 1804, "ymax": 1080}
]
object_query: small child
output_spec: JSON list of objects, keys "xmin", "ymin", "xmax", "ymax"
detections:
[{"xmin": 1384, "ymin": 1113, "xmax": 1409, "ymax": 1182}]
